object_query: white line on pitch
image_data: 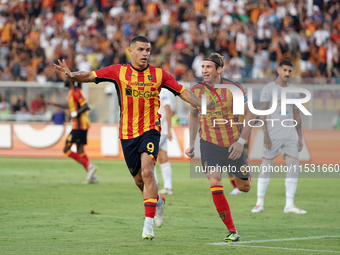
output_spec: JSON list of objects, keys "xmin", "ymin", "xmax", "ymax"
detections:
[
  {"xmin": 209, "ymin": 235, "xmax": 340, "ymax": 245},
  {"xmin": 222, "ymin": 244, "xmax": 340, "ymax": 253},
  {"xmin": 0, "ymin": 180, "xmax": 79, "ymax": 184}
]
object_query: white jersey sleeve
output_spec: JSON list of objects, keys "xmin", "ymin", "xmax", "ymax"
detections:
[
  {"xmin": 159, "ymin": 89, "xmax": 172, "ymax": 136},
  {"xmin": 160, "ymin": 89, "xmax": 171, "ymax": 107},
  {"xmin": 260, "ymin": 82, "xmax": 274, "ymax": 102}
]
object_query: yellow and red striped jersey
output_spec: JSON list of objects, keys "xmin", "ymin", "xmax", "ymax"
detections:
[
  {"xmin": 68, "ymin": 87, "xmax": 90, "ymax": 130},
  {"xmin": 93, "ymin": 64, "xmax": 185, "ymax": 139},
  {"xmin": 191, "ymin": 77, "xmax": 247, "ymax": 147}
]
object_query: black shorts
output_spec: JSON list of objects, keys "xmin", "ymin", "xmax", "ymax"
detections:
[
  {"xmin": 66, "ymin": 129, "xmax": 88, "ymax": 145},
  {"xmin": 244, "ymin": 140, "xmax": 249, "ymax": 158},
  {"xmin": 121, "ymin": 129, "xmax": 160, "ymax": 176},
  {"xmin": 200, "ymin": 139, "xmax": 250, "ymax": 180}
]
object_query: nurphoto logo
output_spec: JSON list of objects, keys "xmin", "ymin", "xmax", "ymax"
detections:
[{"xmin": 201, "ymin": 84, "xmax": 312, "ymax": 116}]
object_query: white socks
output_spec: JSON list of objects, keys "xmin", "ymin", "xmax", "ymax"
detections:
[
  {"xmin": 145, "ymin": 217, "xmax": 154, "ymax": 224},
  {"xmin": 161, "ymin": 162, "xmax": 172, "ymax": 190},
  {"xmin": 154, "ymin": 165, "xmax": 159, "ymax": 185},
  {"xmin": 285, "ymin": 157, "xmax": 299, "ymax": 208},
  {"xmin": 256, "ymin": 157, "xmax": 299, "ymax": 208},
  {"xmin": 256, "ymin": 158, "xmax": 273, "ymax": 206}
]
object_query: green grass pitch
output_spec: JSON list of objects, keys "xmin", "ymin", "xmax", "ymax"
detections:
[{"xmin": 0, "ymin": 157, "xmax": 339, "ymax": 254}]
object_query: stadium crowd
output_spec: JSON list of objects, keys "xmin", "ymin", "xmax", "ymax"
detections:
[{"xmin": 0, "ymin": 0, "xmax": 340, "ymax": 83}]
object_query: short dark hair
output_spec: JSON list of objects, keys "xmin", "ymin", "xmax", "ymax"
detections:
[
  {"xmin": 131, "ymin": 35, "xmax": 150, "ymax": 45},
  {"xmin": 203, "ymin": 53, "xmax": 224, "ymax": 69},
  {"xmin": 279, "ymin": 59, "xmax": 293, "ymax": 67},
  {"xmin": 64, "ymin": 80, "xmax": 74, "ymax": 88}
]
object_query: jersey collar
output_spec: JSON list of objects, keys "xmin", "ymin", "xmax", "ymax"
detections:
[{"xmin": 130, "ymin": 63, "xmax": 149, "ymax": 72}]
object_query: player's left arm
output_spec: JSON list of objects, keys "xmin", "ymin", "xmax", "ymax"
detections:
[
  {"xmin": 293, "ymin": 107, "xmax": 303, "ymax": 152},
  {"xmin": 180, "ymin": 88, "xmax": 217, "ymax": 109},
  {"xmin": 229, "ymin": 103, "xmax": 256, "ymax": 160},
  {"xmin": 161, "ymin": 69, "xmax": 202, "ymax": 107},
  {"xmin": 179, "ymin": 89, "xmax": 201, "ymax": 107},
  {"xmin": 53, "ymin": 59, "xmax": 95, "ymax": 82},
  {"xmin": 73, "ymin": 103, "xmax": 90, "ymax": 118}
]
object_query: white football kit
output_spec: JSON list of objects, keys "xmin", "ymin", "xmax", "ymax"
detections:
[
  {"xmin": 154, "ymin": 89, "xmax": 173, "ymax": 194},
  {"xmin": 260, "ymin": 82, "xmax": 300, "ymax": 159},
  {"xmin": 159, "ymin": 89, "xmax": 172, "ymax": 151},
  {"xmin": 252, "ymin": 81, "xmax": 306, "ymax": 214}
]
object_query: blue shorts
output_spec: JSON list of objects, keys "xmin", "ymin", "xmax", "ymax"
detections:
[
  {"xmin": 66, "ymin": 129, "xmax": 87, "ymax": 145},
  {"xmin": 200, "ymin": 139, "xmax": 250, "ymax": 180},
  {"xmin": 121, "ymin": 129, "xmax": 160, "ymax": 176}
]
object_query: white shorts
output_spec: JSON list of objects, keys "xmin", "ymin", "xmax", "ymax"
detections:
[
  {"xmin": 263, "ymin": 139, "xmax": 299, "ymax": 160},
  {"xmin": 159, "ymin": 133, "xmax": 168, "ymax": 152}
]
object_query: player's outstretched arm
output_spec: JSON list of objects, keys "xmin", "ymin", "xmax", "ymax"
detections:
[
  {"xmin": 293, "ymin": 107, "xmax": 303, "ymax": 152},
  {"xmin": 68, "ymin": 103, "xmax": 91, "ymax": 119},
  {"xmin": 185, "ymin": 107, "xmax": 199, "ymax": 158},
  {"xmin": 53, "ymin": 59, "xmax": 95, "ymax": 83},
  {"xmin": 179, "ymin": 89, "xmax": 201, "ymax": 107},
  {"xmin": 228, "ymin": 104, "xmax": 256, "ymax": 160}
]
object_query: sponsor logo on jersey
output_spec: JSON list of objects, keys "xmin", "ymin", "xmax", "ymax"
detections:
[{"xmin": 125, "ymin": 88, "xmax": 157, "ymax": 99}]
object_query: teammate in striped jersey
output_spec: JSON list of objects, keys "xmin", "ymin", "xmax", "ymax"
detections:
[
  {"xmin": 53, "ymin": 36, "xmax": 202, "ymax": 240},
  {"xmin": 47, "ymin": 80, "xmax": 98, "ymax": 184},
  {"xmin": 186, "ymin": 53, "xmax": 254, "ymax": 242}
]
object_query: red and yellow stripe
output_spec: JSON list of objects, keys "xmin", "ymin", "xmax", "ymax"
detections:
[
  {"xmin": 192, "ymin": 81, "xmax": 244, "ymax": 147},
  {"xmin": 210, "ymin": 186, "xmax": 224, "ymax": 195},
  {"xmin": 94, "ymin": 64, "xmax": 183, "ymax": 139},
  {"xmin": 143, "ymin": 198, "xmax": 157, "ymax": 207}
]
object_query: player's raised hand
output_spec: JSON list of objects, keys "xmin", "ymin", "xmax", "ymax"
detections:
[
  {"xmin": 228, "ymin": 142, "xmax": 243, "ymax": 160},
  {"xmin": 53, "ymin": 59, "xmax": 72, "ymax": 79},
  {"xmin": 298, "ymin": 138, "xmax": 303, "ymax": 152},
  {"xmin": 167, "ymin": 132, "xmax": 173, "ymax": 141},
  {"xmin": 185, "ymin": 146, "xmax": 195, "ymax": 158}
]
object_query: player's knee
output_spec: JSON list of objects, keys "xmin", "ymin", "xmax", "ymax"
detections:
[
  {"xmin": 240, "ymin": 184, "xmax": 251, "ymax": 193},
  {"xmin": 141, "ymin": 167, "xmax": 154, "ymax": 180},
  {"xmin": 158, "ymin": 150, "xmax": 168, "ymax": 164},
  {"xmin": 238, "ymin": 181, "xmax": 251, "ymax": 193},
  {"xmin": 208, "ymin": 178, "xmax": 222, "ymax": 187}
]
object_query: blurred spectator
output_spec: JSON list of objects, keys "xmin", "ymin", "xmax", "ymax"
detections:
[
  {"xmin": 12, "ymin": 95, "xmax": 28, "ymax": 113},
  {"xmin": 15, "ymin": 106, "xmax": 32, "ymax": 122},
  {"xmin": 0, "ymin": 94, "xmax": 11, "ymax": 120},
  {"xmin": 51, "ymin": 106, "xmax": 65, "ymax": 125},
  {"xmin": 229, "ymin": 52, "xmax": 245, "ymax": 78},
  {"xmin": 36, "ymin": 69, "xmax": 47, "ymax": 84},
  {"xmin": 252, "ymin": 46, "xmax": 266, "ymax": 79},
  {"xmin": 31, "ymin": 94, "xmax": 46, "ymax": 115},
  {"xmin": 192, "ymin": 52, "xmax": 204, "ymax": 78},
  {"xmin": 0, "ymin": 0, "xmax": 340, "ymax": 83}
]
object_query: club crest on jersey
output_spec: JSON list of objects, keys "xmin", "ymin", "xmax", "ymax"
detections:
[{"xmin": 148, "ymin": 75, "xmax": 154, "ymax": 82}]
